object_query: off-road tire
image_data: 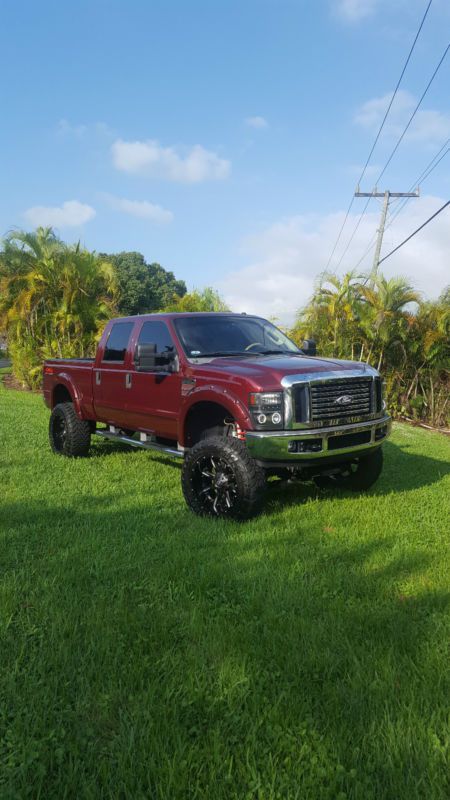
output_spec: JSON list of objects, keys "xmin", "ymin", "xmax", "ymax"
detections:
[
  {"xmin": 314, "ymin": 447, "xmax": 383, "ymax": 492},
  {"xmin": 49, "ymin": 402, "xmax": 91, "ymax": 457},
  {"xmin": 182, "ymin": 436, "xmax": 266, "ymax": 520}
]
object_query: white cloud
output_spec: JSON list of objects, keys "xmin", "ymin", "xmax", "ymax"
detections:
[
  {"xmin": 245, "ymin": 116, "xmax": 268, "ymax": 129},
  {"xmin": 219, "ymin": 195, "xmax": 450, "ymax": 324},
  {"xmin": 111, "ymin": 139, "xmax": 230, "ymax": 182},
  {"xmin": 105, "ymin": 195, "xmax": 173, "ymax": 224},
  {"xmin": 57, "ymin": 119, "xmax": 113, "ymax": 138},
  {"xmin": 57, "ymin": 119, "xmax": 88, "ymax": 138},
  {"xmin": 334, "ymin": 0, "xmax": 378, "ymax": 22},
  {"xmin": 355, "ymin": 90, "xmax": 450, "ymax": 144},
  {"xmin": 24, "ymin": 200, "xmax": 96, "ymax": 228}
]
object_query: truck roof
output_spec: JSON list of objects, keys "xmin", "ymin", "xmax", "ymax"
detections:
[{"xmin": 115, "ymin": 312, "xmax": 265, "ymax": 322}]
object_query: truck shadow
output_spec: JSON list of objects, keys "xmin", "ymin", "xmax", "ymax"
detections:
[
  {"xmin": 89, "ymin": 437, "xmax": 184, "ymax": 469},
  {"xmin": 265, "ymin": 439, "xmax": 450, "ymax": 511},
  {"xmin": 1, "ymin": 495, "xmax": 448, "ymax": 797},
  {"xmin": 89, "ymin": 438, "xmax": 449, "ymax": 498}
]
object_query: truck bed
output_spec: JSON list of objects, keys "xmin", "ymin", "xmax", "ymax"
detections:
[
  {"xmin": 45, "ymin": 357, "xmax": 95, "ymax": 363},
  {"xmin": 43, "ymin": 358, "xmax": 96, "ymax": 417}
]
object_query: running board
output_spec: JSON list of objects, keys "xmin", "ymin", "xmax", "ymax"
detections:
[{"xmin": 95, "ymin": 429, "xmax": 184, "ymax": 458}]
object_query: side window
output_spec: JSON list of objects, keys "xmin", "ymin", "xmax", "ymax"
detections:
[
  {"xmin": 135, "ymin": 321, "xmax": 176, "ymax": 360},
  {"xmin": 103, "ymin": 322, "xmax": 134, "ymax": 362}
]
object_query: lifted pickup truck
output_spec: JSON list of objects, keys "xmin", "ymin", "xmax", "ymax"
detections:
[{"xmin": 43, "ymin": 312, "xmax": 391, "ymax": 519}]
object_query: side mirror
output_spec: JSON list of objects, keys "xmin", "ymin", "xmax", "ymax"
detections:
[
  {"xmin": 135, "ymin": 343, "xmax": 176, "ymax": 372},
  {"xmin": 301, "ymin": 338, "xmax": 317, "ymax": 357}
]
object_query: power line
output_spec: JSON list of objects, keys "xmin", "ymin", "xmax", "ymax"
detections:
[
  {"xmin": 386, "ymin": 144, "xmax": 449, "ymax": 227},
  {"xmin": 339, "ymin": 42, "xmax": 449, "ymax": 269},
  {"xmin": 357, "ymin": 0, "xmax": 434, "ymax": 184},
  {"xmin": 375, "ymin": 42, "xmax": 450, "ymax": 185},
  {"xmin": 334, "ymin": 196, "xmax": 371, "ymax": 269},
  {"xmin": 393, "ymin": 137, "xmax": 449, "ymax": 203},
  {"xmin": 378, "ymin": 200, "xmax": 450, "ymax": 264},
  {"xmin": 324, "ymin": 196, "xmax": 357, "ymax": 271},
  {"xmin": 323, "ymin": 0, "xmax": 434, "ymax": 270},
  {"xmin": 353, "ymin": 140, "xmax": 450, "ymax": 267}
]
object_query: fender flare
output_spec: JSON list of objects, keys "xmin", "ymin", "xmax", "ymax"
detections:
[
  {"xmin": 51, "ymin": 373, "xmax": 83, "ymax": 417},
  {"xmin": 178, "ymin": 386, "xmax": 252, "ymax": 446}
]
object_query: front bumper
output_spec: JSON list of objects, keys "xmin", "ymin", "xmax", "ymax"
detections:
[{"xmin": 245, "ymin": 415, "xmax": 392, "ymax": 463}]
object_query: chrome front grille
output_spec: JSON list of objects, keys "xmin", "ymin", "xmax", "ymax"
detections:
[{"xmin": 310, "ymin": 378, "xmax": 372, "ymax": 422}]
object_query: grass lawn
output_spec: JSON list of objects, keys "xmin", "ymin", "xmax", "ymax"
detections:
[{"xmin": 1, "ymin": 383, "xmax": 449, "ymax": 800}]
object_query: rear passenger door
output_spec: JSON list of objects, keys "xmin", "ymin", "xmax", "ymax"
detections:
[
  {"xmin": 93, "ymin": 320, "xmax": 135, "ymax": 427},
  {"xmin": 126, "ymin": 320, "xmax": 182, "ymax": 440}
]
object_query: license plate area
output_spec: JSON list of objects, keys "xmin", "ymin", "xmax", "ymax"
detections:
[{"xmin": 327, "ymin": 431, "xmax": 372, "ymax": 451}]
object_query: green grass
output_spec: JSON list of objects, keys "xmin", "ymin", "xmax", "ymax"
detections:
[{"xmin": 1, "ymin": 385, "xmax": 449, "ymax": 800}]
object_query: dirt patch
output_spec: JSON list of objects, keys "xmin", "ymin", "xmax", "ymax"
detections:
[
  {"xmin": 397, "ymin": 415, "xmax": 450, "ymax": 437},
  {"xmin": 2, "ymin": 373, "xmax": 38, "ymax": 393}
]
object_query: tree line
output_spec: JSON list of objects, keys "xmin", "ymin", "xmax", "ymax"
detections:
[
  {"xmin": 290, "ymin": 272, "xmax": 449, "ymax": 428},
  {"xmin": 0, "ymin": 227, "xmax": 227, "ymax": 387},
  {"xmin": 0, "ymin": 227, "xmax": 448, "ymax": 427}
]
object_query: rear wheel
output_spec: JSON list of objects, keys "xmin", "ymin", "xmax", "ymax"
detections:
[
  {"xmin": 182, "ymin": 436, "xmax": 266, "ymax": 520},
  {"xmin": 49, "ymin": 402, "xmax": 91, "ymax": 457},
  {"xmin": 314, "ymin": 447, "xmax": 383, "ymax": 492}
]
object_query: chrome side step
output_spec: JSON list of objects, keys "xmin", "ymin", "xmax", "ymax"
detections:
[{"xmin": 95, "ymin": 429, "xmax": 184, "ymax": 458}]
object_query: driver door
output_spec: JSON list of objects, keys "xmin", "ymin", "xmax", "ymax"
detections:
[{"xmin": 125, "ymin": 320, "xmax": 181, "ymax": 439}]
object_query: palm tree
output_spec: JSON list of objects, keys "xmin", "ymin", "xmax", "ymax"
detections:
[
  {"xmin": 0, "ymin": 227, "xmax": 117, "ymax": 386},
  {"xmin": 296, "ymin": 271, "xmax": 363, "ymax": 358},
  {"xmin": 163, "ymin": 287, "xmax": 229, "ymax": 312},
  {"xmin": 357, "ymin": 275, "xmax": 421, "ymax": 370}
]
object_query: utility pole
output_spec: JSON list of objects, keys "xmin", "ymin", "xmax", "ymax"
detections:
[{"xmin": 355, "ymin": 187, "xmax": 419, "ymax": 281}]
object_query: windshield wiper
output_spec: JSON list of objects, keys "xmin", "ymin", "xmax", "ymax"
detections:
[
  {"xmin": 193, "ymin": 351, "xmax": 251, "ymax": 358},
  {"xmin": 253, "ymin": 349, "xmax": 299, "ymax": 356},
  {"xmin": 192, "ymin": 349, "xmax": 301, "ymax": 358}
]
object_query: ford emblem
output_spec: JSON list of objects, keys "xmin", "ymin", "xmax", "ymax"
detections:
[{"xmin": 334, "ymin": 394, "xmax": 353, "ymax": 406}]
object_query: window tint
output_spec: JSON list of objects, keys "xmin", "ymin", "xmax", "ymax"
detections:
[
  {"xmin": 135, "ymin": 321, "xmax": 175, "ymax": 358},
  {"xmin": 103, "ymin": 322, "xmax": 134, "ymax": 362},
  {"xmin": 174, "ymin": 316, "xmax": 299, "ymax": 357}
]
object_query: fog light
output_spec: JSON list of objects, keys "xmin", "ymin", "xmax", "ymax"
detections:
[
  {"xmin": 288, "ymin": 439, "xmax": 322, "ymax": 453},
  {"xmin": 272, "ymin": 412, "xmax": 282, "ymax": 425},
  {"xmin": 257, "ymin": 413, "xmax": 267, "ymax": 424}
]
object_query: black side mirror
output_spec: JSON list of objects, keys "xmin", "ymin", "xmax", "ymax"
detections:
[
  {"xmin": 136, "ymin": 343, "xmax": 176, "ymax": 372},
  {"xmin": 301, "ymin": 338, "xmax": 317, "ymax": 357}
]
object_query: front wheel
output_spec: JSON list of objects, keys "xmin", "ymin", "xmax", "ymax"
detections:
[
  {"xmin": 314, "ymin": 448, "xmax": 383, "ymax": 492},
  {"xmin": 181, "ymin": 436, "xmax": 266, "ymax": 520}
]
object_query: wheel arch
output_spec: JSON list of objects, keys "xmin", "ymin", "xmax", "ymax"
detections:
[
  {"xmin": 180, "ymin": 389, "xmax": 252, "ymax": 448},
  {"xmin": 51, "ymin": 375, "xmax": 82, "ymax": 415}
]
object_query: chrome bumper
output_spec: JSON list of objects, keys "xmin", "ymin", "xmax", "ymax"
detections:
[{"xmin": 245, "ymin": 415, "xmax": 392, "ymax": 462}]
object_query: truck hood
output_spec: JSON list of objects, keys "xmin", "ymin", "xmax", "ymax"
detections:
[{"xmin": 193, "ymin": 354, "xmax": 373, "ymax": 391}]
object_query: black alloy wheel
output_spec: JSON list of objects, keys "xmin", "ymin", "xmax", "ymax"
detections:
[
  {"xmin": 192, "ymin": 453, "xmax": 239, "ymax": 515},
  {"xmin": 182, "ymin": 436, "xmax": 266, "ymax": 520}
]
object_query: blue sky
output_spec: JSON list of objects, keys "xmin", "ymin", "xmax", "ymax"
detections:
[{"xmin": 1, "ymin": 0, "xmax": 449, "ymax": 322}]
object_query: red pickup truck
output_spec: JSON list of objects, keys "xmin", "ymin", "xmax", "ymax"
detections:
[{"xmin": 43, "ymin": 312, "xmax": 391, "ymax": 519}]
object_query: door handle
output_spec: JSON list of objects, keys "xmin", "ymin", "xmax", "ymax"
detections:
[
  {"xmin": 125, "ymin": 373, "xmax": 132, "ymax": 389},
  {"xmin": 95, "ymin": 370, "xmax": 101, "ymax": 386}
]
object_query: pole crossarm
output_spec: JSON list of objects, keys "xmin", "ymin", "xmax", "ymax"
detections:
[
  {"xmin": 355, "ymin": 190, "xmax": 420, "ymax": 198},
  {"xmin": 353, "ymin": 188, "xmax": 420, "ymax": 280}
]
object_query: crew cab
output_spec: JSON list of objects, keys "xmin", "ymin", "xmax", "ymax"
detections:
[{"xmin": 43, "ymin": 312, "xmax": 391, "ymax": 519}]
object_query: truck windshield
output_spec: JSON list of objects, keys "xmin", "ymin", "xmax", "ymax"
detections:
[{"xmin": 173, "ymin": 316, "xmax": 300, "ymax": 359}]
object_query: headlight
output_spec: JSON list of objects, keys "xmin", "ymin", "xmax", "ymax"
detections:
[{"xmin": 249, "ymin": 392, "xmax": 284, "ymax": 429}]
